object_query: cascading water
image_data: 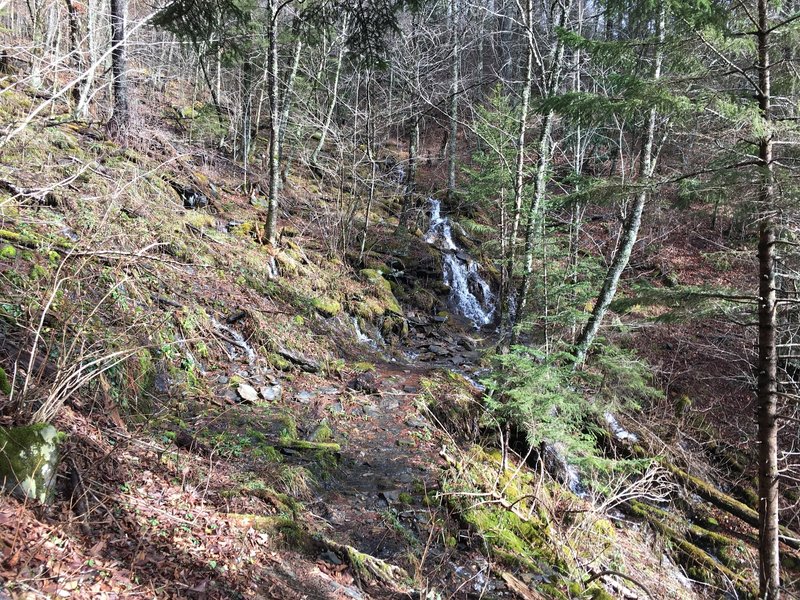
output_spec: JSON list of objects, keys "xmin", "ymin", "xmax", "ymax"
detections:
[{"xmin": 424, "ymin": 199, "xmax": 496, "ymax": 328}]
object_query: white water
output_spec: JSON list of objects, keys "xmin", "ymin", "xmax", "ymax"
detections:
[
  {"xmin": 424, "ymin": 199, "xmax": 496, "ymax": 328},
  {"xmin": 352, "ymin": 317, "xmax": 378, "ymax": 349},
  {"xmin": 210, "ymin": 317, "xmax": 257, "ymax": 365}
]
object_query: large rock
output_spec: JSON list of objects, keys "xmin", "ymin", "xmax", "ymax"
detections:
[{"xmin": 0, "ymin": 423, "xmax": 61, "ymax": 504}]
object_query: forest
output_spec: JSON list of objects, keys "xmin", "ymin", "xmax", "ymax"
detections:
[{"xmin": 0, "ymin": 0, "xmax": 799, "ymax": 598}]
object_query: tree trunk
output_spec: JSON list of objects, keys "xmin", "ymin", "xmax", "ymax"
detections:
[
  {"xmin": 109, "ymin": 0, "xmax": 129, "ymax": 131},
  {"xmin": 756, "ymin": 0, "xmax": 779, "ymax": 595},
  {"xmin": 446, "ymin": 0, "xmax": 459, "ymax": 200},
  {"xmin": 278, "ymin": 35, "xmax": 303, "ymax": 165},
  {"xmin": 572, "ymin": 2, "xmax": 664, "ymax": 366},
  {"xmin": 310, "ymin": 17, "xmax": 348, "ymax": 169},
  {"xmin": 499, "ymin": 0, "xmax": 534, "ymax": 340},
  {"xmin": 265, "ymin": 0, "xmax": 281, "ymax": 246},
  {"xmin": 511, "ymin": 0, "xmax": 572, "ymax": 341}
]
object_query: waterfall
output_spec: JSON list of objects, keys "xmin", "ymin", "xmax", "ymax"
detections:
[{"xmin": 424, "ymin": 199, "xmax": 496, "ymax": 328}]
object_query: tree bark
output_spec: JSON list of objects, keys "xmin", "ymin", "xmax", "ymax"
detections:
[
  {"xmin": 511, "ymin": 0, "xmax": 573, "ymax": 342},
  {"xmin": 109, "ymin": 0, "xmax": 129, "ymax": 131},
  {"xmin": 572, "ymin": 2, "xmax": 664, "ymax": 366},
  {"xmin": 756, "ymin": 0, "xmax": 780, "ymax": 595},
  {"xmin": 499, "ymin": 0, "xmax": 534, "ymax": 340},
  {"xmin": 278, "ymin": 35, "xmax": 303, "ymax": 165},
  {"xmin": 266, "ymin": 0, "xmax": 281, "ymax": 246},
  {"xmin": 446, "ymin": 0, "xmax": 459, "ymax": 200},
  {"xmin": 310, "ymin": 17, "xmax": 348, "ymax": 169}
]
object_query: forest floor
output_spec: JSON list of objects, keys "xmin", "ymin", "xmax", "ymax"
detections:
[{"xmin": 0, "ymin": 81, "xmax": 794, "ymax": 600}]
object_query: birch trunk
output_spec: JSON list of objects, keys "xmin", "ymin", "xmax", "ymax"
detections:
[
  {"xmin": 499, "ymin": 0, "xmax": 534, "ymax": 338},
  {"xmin": 573, "ymin": 2, "xmax": 665, "ymax": 366},
  {"xmin": 756, "ymin": 0, "xmax": 779, "ymax": 595},
  {"xmin": 446, "ymin": 0, "xmax": 459, "ymax": 200},
  {"xmin": 311, "ymin": 18, "xmax": 348, "ymax": 168},
  {"xmin": 511, "ymin": 0, "xmax": 572, "ymax": 340},
  {"xmin": 265, "ymin": 0, "xmax": 281, "ymax": 245}
]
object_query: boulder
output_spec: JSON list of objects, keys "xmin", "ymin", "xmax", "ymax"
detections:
[
  {"xmin": 237, "ymin": 383, "xmax": 259, "ymax": 403},
  {"xmin": 0, "ymin": 423, "xmax": 61, "ymax": 504}
]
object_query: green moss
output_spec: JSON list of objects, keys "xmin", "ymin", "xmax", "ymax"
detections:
[
  {"xmin": 353, "ymin": 361, "xmax": 375, "ymax": 373},
  {"xmin": 268, "ymin": 353, "xmax": 293, "ymax": 371},
  {"xmin": 312, "ymin": 296, "xmax": 341, "ymax": 317},
  {"xmin": 360, "ymin": 269, "xmax": 403, "ymax": 316},
  {"xmin": 29, "ymin": 264, "xmax": 47, "ymax": 280},
  {"xmin": 1, "ymin": 245, "xmax": 16, "ymax": 259},
  {"xmin": 0, "ymin": 368, "xmax": 10, "ymax": 395},
  {"xmin": 588, "ymin": 585, "xmax": 615, "ymax": 600},
  {"xmin": 0, "ymin": 423, "xmax": 62, "ymax": 504}
]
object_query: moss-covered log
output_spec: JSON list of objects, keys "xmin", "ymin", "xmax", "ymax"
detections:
[
  {"xmin": 277, "ymin": 440, "xmax": 341, "ymax": 452},
  {"xmin": 629, "ymin": 500, "xmax": 756, "ymax": 598},
  {"xmin": 662, "ymin": 461, "xmax": 800, "ymax": 550},
  {"xmin": 319, "ymin": 537, "xmax": 412, "ymax": 592}
]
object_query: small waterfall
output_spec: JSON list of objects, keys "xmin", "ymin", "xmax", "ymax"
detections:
[
  {"xmin": 424, "ymin": 199, "xmax": 496, "ymax": 328},
  {"xmin": 352, "ymin": 317, "xmax": 378, "ymax": 349},
  {"xmin": 210, "ymin": 317, "xmax": 257, "ymax": 364}
]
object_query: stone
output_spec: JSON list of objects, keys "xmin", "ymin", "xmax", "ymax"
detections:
[
  {"xmin": 405, "ymin": 416, "xmax": 428, "ymax": 429},
  {"xmin": 403, "ymin": 385, "xmax": 419, "ymax": 394},
  {"xmin": 379, "ymin": 490, "xmax": 401, "ymax": 505},
  {"xmin": 216, "ymin": 375, "xmax": 229, "ymax": 385},
  {"xmin": 428, "ymin": 344, "xmax": 449, "ymax": 356},
  {"xmin": 329, "ymin": 402, "xmax": 345, "ymax": 414},
  {"xmin": 348, "ymin": 373, "xmax": 378, "ymax": 395},
  {"xmin": 380, "ymin": 397, "xmax": 400, "ymax": 411},
  {"xmin": 362, "ymin": 404, "xmax": 380, "ymax": 418},
  {"xmin": 237, "ymin": 384, "xmax": 259, "ymax": 403},
  {"xmin": 296, "ymin": 390, "xmax": 317, "ymax": 403},
  {"xmin": 259, "ymin": 384, "xmax": 282, "ymax": 402},
  {"xmin": 0, "ymin": 423, "xmax": 61, "ymax": 504},
  {"xmin": 318, "ymin": 386, "xmax": 340, "ymax": 395}
]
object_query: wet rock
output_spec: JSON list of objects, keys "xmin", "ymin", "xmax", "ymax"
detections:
[
  {"xmin": 348, "ymin": 372, "xmax": 378, "ymax": 395},
  {"xmin": 237, "ymin": 383, "xmax": 259, "ymax": 403},
  {"xmin": 259, "ymin": 384, "xmax": 282, "ymax": 402},
  {"xmin": 459, "ymin": 337, "xmax": 477, "ymax": 351},
  {"xmin": 403, "ymin": 385, "xmax": 419, "ymax": 394},
  {"xmin": 427, "ymin": 344, "xmax": 450, "ymax": 356},
  {"xmin": 276, "ymin": 348, "xmax": 321, "ymax": 373}
]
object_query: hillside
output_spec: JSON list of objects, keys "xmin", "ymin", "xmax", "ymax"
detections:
[{"xmin": 3, "ymin": 1, "xmax": 800, "ymax": 599}]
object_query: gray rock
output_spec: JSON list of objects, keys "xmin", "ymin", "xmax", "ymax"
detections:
[
  {"xmin": 380, "ymin": 397, "xmax": 400, "ymax": 411},
  {"xmin": 405, "ymin": 416, "xmax": 428, "ymax": 429},
  {"xmin": 296, "ymin": 390, "xmax": 317, "ymax": 403},
  {"xmin": 403, "ymin": 385, "xmax": 419, "ymax": 394},
  {"xmin": 259, "ymin": 384, "xmax": 282, "ymax": 402},
  {"xmin": 237, "ymin": 383, "xmax": 259, "ymax": 403},
  {"xmin": 329, "ymin": 402, "xmax": 345, "ymax": 414},
  {"xmin": 216, "ymin": 375, "xmax": 229, "ymax": 385},
  {"xmin": 318, "ymin": 386, "xmax": 340, "ymax": 395},
  {"xmin": 362, "ymin": 404, "xmax": 380, "ymax": 418},
  {"xmin": 428, "ymin": 344, "xmax": 450, "ymax": 356}
]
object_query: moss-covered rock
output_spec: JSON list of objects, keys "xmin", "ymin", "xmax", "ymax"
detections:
[
  {"xmin": 360, "ymin": 269, "xmax": 403, "ymax": 316},
  {"xmin": 312, "ymin": 296, "xmax": 341, "ymax": 318},
  {"xmin": 1, "ymin": 245, "xmax": 16, "ymax": 259},
  {"xmin": 0, "ymin": 368, "xmax": 10, "ymax": 395},
  {"xmin": 0, "ymin": 423, "xmax": 61, "ymax": 503}
]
